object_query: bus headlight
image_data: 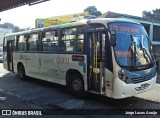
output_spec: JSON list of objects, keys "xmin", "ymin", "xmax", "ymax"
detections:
[{"xmin": 118, "ymin": 70, "xmax": 132, "ymax": 84}]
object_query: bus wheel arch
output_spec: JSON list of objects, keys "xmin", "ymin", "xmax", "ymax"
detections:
[
  {"xmin": 66, "ymin": 69, "xmax": 85, "ymax": 97},
  {"xmin": 17, "ymin": 62, "xmax": 26, "ymax": 80}
]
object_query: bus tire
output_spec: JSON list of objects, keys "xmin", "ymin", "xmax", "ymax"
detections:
[
  {"xmin": 67, "ymin": 72, "xmax": 85, "ymax": 98},
  {"xmin": 18, "ymin": 64, "xmax": 26, "ymax": 80}
]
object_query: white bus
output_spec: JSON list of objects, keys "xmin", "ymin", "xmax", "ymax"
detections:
[{"xmin": 3, "ymin": 18, "xmax": 157, "ymax": 99}]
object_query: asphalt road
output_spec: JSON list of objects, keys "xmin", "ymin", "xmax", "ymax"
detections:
[{"xmin": 0, "ymin": 63, "xmax": 160, "ymax": 118}]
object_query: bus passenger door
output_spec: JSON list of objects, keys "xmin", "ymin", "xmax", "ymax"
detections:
[
  {"xmin": 88, "ymin": 31, "xmax": 105, "ymax": 94},
  {"xmin": 7, "ymin": 41, "xmax": 14, "ymax": 71}
]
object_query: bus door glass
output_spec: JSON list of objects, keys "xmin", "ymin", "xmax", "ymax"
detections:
[
  {"xmin": 89, "ymin": 30, "xmax": 105, "ymax": 94},
  {"xmin": 7, "ymin": 40, "xmax": 14, "ymax": 71}
]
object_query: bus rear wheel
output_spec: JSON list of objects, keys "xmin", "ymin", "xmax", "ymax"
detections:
[
  {"xmin": 18, "ymin": 64, "xmax": 26, "ymax": 80},
  {"xmin": 67, "ymin": 72, "xmax": 85, "ymax": 98}
]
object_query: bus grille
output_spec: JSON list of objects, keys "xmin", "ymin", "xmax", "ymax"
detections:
[{"xmin": 131, "ymin": 74, "xmax": 153, "ymax": 84}]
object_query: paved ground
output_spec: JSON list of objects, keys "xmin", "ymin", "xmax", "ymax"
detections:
[
  {"xmin": 135, "ymin": 84, "xmax": 160, "ymax": 103},
  {"xmin": 0, "ymin": 63, "xmax": 160, "ymax": 118}
]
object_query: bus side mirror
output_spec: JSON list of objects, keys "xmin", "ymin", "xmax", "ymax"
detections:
[{"xmin": 110, "ymin": 35, "xmax": 116, "ymax": 46}]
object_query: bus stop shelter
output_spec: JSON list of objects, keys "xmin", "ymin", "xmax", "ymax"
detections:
[{"xmin": 0, "ymin": 0, "xmax": 49, "ymax": 12}]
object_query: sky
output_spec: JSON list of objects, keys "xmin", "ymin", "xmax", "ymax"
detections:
[{"xmin": 0, "ymin": 0, "xmax": 160, "ymax": 29}]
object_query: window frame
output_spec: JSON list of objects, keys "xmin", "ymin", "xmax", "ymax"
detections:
[
  {"xmin": 42, "ymin": 30, "xmax": 59, "ymax": 53},
  {"xmin": 27, "ymin": 32, "xmax": 40, "ymax": 52},
  {"xmin": 59, "ymin": 25, "xmax": 85, "ymax": 54}
]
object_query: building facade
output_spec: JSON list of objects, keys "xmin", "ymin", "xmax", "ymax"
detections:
[{"xmin": 0, "ymin": 28, "xmax": 12, "ymax": 44}]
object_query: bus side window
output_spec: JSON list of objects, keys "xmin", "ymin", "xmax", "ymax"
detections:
[
  {"xmin": 59, "ymin": 40, "xmax": 66, "ymax": 51},
  {"xmin": 43, "ymin": 38, "xmax": 51, "ymax": 51},
  {"xmin": 59, "ymin": 27, "xmax": 84, "ymax": 53},
  {"xmin": 60, "ymin": 28, "xmax": 77, "ymax": 52},
  {"xmin": 77, "ymin": 27, "xmax": 84, "ymax": 52},
  {"xmin": 17, "ymin": 35, "xmax": 26, "ymax": 51},
  {"xmin": 42, "ymin": 30, "xmax": 58, "ymax": 52},
  {"xmin": 26, "ymin": 35, "xmax": 30, "ymax": 51},
  {"xmin": 28, "ymin": 33, "xmax": 39, "ymax": 51}
]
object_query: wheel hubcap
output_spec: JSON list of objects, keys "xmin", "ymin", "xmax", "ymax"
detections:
[{"xmin": 72, "ymin": 79, "xmax": 82, "ymax": 91}]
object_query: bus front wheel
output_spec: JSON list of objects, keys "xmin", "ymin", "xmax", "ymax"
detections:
[
  {"xmin": 18, "ymin": 64, "xmax": 26, "ymax": 80},
  {"xmin": 67, "ymin": 72, "xmax": 85, "ymax": 98}
]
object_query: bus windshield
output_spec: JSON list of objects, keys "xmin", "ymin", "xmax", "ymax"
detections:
[{"xmin": 109, "ymin": 22, "xmax": 154, "ymax": 69}]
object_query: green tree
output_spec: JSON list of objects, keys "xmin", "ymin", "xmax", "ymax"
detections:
[
  {"xmin": 142, "ymin": 8, "xmax": 160, "ymax": 21},
  {"xmin": 0, "ymin": 22, "xmax": 23, "ymax": 32},
  {"xmin": 84, "ymin": 6, "xmax": 102, "ymax": 17}
]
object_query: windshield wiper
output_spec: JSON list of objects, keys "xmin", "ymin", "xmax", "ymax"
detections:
[
  {"xmin": 142, "ymin": 47, "xmax": 152, "ymax": 63},
  {"xmin": 130, "ymin": 34, "xmax": 137, "ymax": 67},
  {"xmin": 138, "ymin": 37, "xmax": 152, "ymax": 63}
]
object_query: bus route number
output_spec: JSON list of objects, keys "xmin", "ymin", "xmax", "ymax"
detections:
[{"xmin": 56, "ymin": 57, "xmax": 69, "ymax": 65}]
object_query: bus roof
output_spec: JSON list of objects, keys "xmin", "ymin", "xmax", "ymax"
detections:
[
  {"xmin": 4, "ymin": 28, "xmax": 43, "ymax": 37},
  {"xmin": 4, "ymin": 18, "xmax": 140, "ymax": 37},
  {"xmin": 89, "ymin": 18, "xmax": 140, "ymax": 24}
]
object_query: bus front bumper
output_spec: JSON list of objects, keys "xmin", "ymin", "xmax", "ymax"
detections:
[{"xmin": 111, "ymin": 75, "xmax": 157, "ymax": 99}]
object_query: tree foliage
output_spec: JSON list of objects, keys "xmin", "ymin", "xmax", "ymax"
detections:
[
  {"xmin": 142, "ymin": 8, "xmax": 160, "ymax": 21},
  {"xmin": 0, "ymin": 22, "xmax": 24, "ymax": 32},
  {"xmin": 84, "ymin": 6, "xmax": 102, "ymax": 17}
]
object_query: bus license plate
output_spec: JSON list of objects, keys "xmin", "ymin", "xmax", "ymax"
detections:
[
  {"xmin": 141, "ymin": 83, "xmax": 150, "ymax": 88},
  {"xmin": 135, "ymin": 83, "xmax": 150, "ymax": 91}
]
